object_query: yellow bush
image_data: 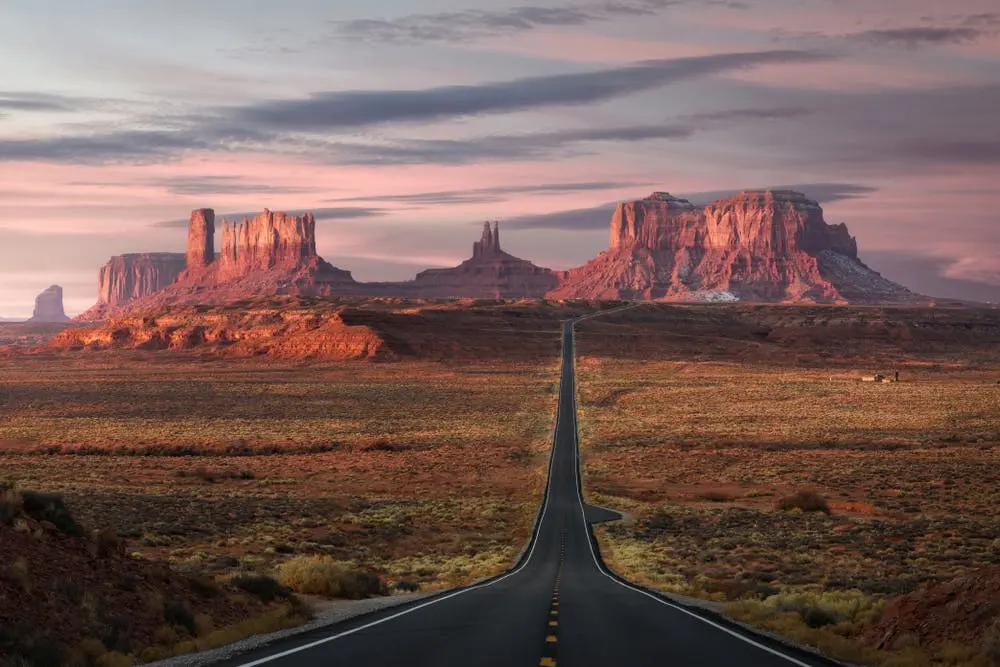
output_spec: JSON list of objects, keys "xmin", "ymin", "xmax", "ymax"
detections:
[
  {"xmin": 276, "ymin": 556, "xmax": 384, "ymax": 599},
  {"xmin": 95, "ymin": 652, "xmax": 133, "ymax": 667}
]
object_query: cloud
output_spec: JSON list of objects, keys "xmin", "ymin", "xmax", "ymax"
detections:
[
  {"xmin": 850, "ymin": 27, "xmax": 985, "ymax": 48},
  {"xmin": 862, "ymin": 251, "xmax": 1000, "ymax": 303},
  {"xmin": 681, "ymin": 183, "xmax": 878, "ymax": 205},
  {"xmin": 151, "ymin": 207, "xmax": 388, "ymax": 228},
  {"xmin": 154, "ymin": 176, "xmax": 316, "ymax": 197},
  {"xmin": 231, "ymin": 51, "xmax": 827, "ymax": 132},
  {"xmin": 317, "ymin": 106, "xmax": 811, "ymax": 165},
  {"xmin": 331, "ymin": 181, "xmax": 648, "ymax": 206},
  {"xmin": 333, "ymin": 1, "xmax": 748, "ymax": 44},
  {"xmin": 505, "ymin": 182, "xmax": 878, "ymax": 230},
  {"xmin": 0, "ymin": 92, "xmax": 86, "ymax": 113},
  {"xmin": 0, "ymin": 52, "xmax": 826, "ymax": 164},
  {"xmin": 507, "ymin": 203, "xmax": 619, "ymax": 230}
]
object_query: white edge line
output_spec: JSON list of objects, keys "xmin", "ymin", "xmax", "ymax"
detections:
[
  {"xmin": 232, "ymin": 316, "xmax": 572, "ymax": 667},
  {"xmin": 569, "ymin": 307, "xmax": 816, "ymax": 667}
]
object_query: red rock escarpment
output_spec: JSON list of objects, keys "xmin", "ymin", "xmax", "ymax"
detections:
[
  {"xmin": 551, "ymin": 190, "xmax": 917, "ymax": 304},
  {"xmin": 185, "ymin": 208, "xmax": 215, "ymax": 272},
  {"xmin": 77, "ymin": 253, "xmax": 187, "ymax": 321}
]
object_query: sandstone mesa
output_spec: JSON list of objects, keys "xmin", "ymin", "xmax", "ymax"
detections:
[{"xmin": 78, "ymin": 189, "xmax": 919, "ymax": 319}]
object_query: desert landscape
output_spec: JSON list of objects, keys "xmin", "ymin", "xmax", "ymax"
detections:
[
  {"xmin": 575, "ymin": 305, "xmax": 1000, "ymax": 666},
  {"xmin": 3, "ymin": 1, "xmax": 999, "ymax": 664}
]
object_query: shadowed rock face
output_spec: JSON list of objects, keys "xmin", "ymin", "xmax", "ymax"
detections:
[
  {"xmin": 552, "ymin": 190, "xmax": 916, "ymax": 304},
  {"xmin": 360, "ymin": 221, "xmax": 562, "ymax": 299},
  {"xmin": 29, "ymin": 285, "xmax": 70, "ymax": 323}
]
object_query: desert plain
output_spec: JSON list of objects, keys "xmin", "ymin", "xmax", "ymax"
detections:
[{"xmin": 1, "ymin": 299, "xmax": 999, "ymax": 666}]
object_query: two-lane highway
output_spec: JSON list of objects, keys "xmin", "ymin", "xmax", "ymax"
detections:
[{"xmin": 221, "ymin": 313, "xmax": 833, "ymax": 667}]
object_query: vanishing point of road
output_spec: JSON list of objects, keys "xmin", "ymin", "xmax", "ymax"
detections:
[{"xmin": 221, "ymin": 310, "xmax": 835, "ymax": 667}]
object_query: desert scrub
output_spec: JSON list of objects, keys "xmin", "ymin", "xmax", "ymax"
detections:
[
  {"xmin": 276, "ymin": 556, "xmax": 386, "ymax": 599},
  {"xmin": 778, "ymin": 490, "xmax": 831, "ymax": 515}
]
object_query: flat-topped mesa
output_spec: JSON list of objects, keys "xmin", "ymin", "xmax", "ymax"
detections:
[
  {"xmin": 610, "ymin": 192, "xmax": 699, "ymax": 251},
  {"xmin": 98, "ymin": 253, "xmax": 186, "ymax": 308},
  {"xmin": 186, "ymin": 209, "xmax": 215, "ymax": 271},
  {"xmin": 472, "ymin": 221, "xmax": 503, "ymax": 259},
  {"xmin": 551, "ymin": 188, "xmax": 916, "ymax": 304},
  {"xmin": 219, "ymin": 209, "xmax": 319, "ymax": 278}
]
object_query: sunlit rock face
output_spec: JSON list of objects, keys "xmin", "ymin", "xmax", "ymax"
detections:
[{"xmin": 550, "ymin": 190, "xmax": 917, "ymax": 304}]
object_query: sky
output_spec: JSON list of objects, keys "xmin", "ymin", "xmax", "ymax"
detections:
[{"xmin": 1, "ymin": 0, "xmax": 998, "ymax": 316}]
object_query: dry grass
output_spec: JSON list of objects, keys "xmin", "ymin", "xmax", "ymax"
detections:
[
  {"xmin": 0, "ymin": 354, "xmax": 558, "ymax": 592},
  {"xmin": 575, "ymin": 323, "xmax": 1000, "ymax": 666}
]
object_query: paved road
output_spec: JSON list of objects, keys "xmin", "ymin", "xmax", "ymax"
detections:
[{"xmin": 223, "ymin": 313, "xmax": 832, "ymax": 667}]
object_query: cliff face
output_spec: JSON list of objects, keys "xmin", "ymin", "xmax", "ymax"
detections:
[
  {"xmin": 218, "ymin": 210, "xmax": 319, "ymax": 279},
  {"xmin": 29, "ymin": 285, "xmax": 70, "ymax": 323},
  {"xmin": 361, "ymin": 222, "xmax": 562, "ymax": 299},
  {"xmin": 77, "ymin": 254, "xmax": 186, "ymax": 321},
  {"xmin": 551, "ymin": 190, "xmax": 915, "ymax": 304},
  {"xmin": 99, "ymin": 253, "xmax": 186, "ymax": 307}
]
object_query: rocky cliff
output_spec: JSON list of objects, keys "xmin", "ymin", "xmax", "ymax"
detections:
[
  {"xmin": 108, "ymin": 208, "xmax": 356, "ymax": 314},
  {"xmin": 361, "ymin": 222, "xmax": 562, "ymax": 299},
  {"xmin": 28, "ymin": 285, "xmax": 70, "ymax": 323},
  {"xmin": 78, "ymin": 253, "xmax": 187, "ymax": 320},
  {"xmin": 551, "ymin": 191, "xmax": 917, "ymax": 304}
]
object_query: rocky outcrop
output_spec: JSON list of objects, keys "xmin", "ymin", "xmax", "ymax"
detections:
[
  {"xmin": 77, "ymin": 254, "xmax": 186, "ymax": 321},
  {"xmin": 218, "ymin": 209, "xmax": 319, "ymax": 279},
  {"xmin": 551, "ymin": 190, "xmax": 918, "ymax": 304},
  {"xmin": 186, "ymin": 208, "xmax": 215, "ymax": 273},
  {"xmin": 361, "ymin": 222, "xmax": 562, "ymax": 299},
  {"xmin": 28, "ymin": 285, "xmax": 70, "ymax": 323},
  {"xmin": 106, "ymin": 208, "xmax": 356, "ymax": 314}
]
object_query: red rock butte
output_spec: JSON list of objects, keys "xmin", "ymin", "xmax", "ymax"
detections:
[
  {"xmin": 550, "ymin": 190, "xmax": 916, "ymax": 304},
  {"xmin": 76, "ymin": 191, "xmax": 924, "ymax": 320}
]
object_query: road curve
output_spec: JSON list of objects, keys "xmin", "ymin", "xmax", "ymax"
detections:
[{"xmin": 219, "ymin": 312, "xmax": 835, "ymax": 667}]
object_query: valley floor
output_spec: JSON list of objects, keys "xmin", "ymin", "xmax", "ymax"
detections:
[{"xmin": 575, "ymin": 307, "xmax": 1000, "ymax": 666}]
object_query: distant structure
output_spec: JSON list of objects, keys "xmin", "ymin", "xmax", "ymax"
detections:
[
  {"xmin": 472, "ymin": 221, "xmax": 502, "ymax": 259},
  {"xmin": 28, "ymin": 285, "xmax": 70, "ymax": 323}
]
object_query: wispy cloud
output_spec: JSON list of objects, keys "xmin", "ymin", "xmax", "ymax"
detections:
[
  {"xmin": 151, "ymin": 207, "xmax": 388, "ymax": 228},
  {"xmin": 333, "ymin": 1, "xmax": 748, "ymax": 45},
  {"xmin": 0, "ymin": 52, "xmax": 826, "ymax": 164},
  {"xmin": 232, "ymin": 51, "xmax": 825, "ymax": 132},
  {"xmin": 505, "ymin": 182, "xmax": 879, "ymax": 230},
  {"xmin": 0, "ymin": 92, "xmax": 87, "ymax": 113},
  {"xmin": 330, "ymin": 181, "xmax": 648, "ymax": 206},
  {"xmin": 315, "ymin": 107, "xmax": 809, "ymax": 165}
]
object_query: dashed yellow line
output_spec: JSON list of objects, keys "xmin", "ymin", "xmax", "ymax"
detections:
[{"xmin": 539, "ymin": 658, "xmax": 557, "ymax": 667}]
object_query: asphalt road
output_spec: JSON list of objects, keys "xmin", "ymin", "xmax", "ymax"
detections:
[{"xmin": 223, "ymin": 313, "xmax": 833, "ymax": 667}]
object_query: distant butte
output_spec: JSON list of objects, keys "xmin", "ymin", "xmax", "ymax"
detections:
[
  {"xmin": 360, "ymin": 221, "xmax": 562, "ymax": 299},
  {"xmin": 550, "ymin": 190, "xmax": 918, "ymax": 304},
  {"xmin": 76, "ymin": 190, "xmax": 925, "ymax": 319},
  {"xmin": 29, "ymin": 285, "xmax": 71, "ymax": 323}
]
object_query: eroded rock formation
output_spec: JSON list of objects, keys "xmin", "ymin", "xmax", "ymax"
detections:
[
  {"xmin": 77, "ymin": 254, "xmax": 186, "ymax": 321},
  {"xmin": 186, "ymin": 208, "xmax": 215, "ymax": 272},
  {"xmin": 29, "ymin": 285, "xmax": 70, "ymax": 323},
  {"xmin": 361, "ymin": 221, "xmax": 562, "ymax": 299},
  {"xmin": 218, "ymin": 209, "xmax": 319, "ymax": 279},
  {"xmin": 551, "ymin": 190, "xmax": 917, "ymax": 304}
]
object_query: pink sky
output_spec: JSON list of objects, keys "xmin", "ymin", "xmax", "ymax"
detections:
[{"xmin": 1, "ymin": 0, "xmax": 998, "ymax": 315}]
